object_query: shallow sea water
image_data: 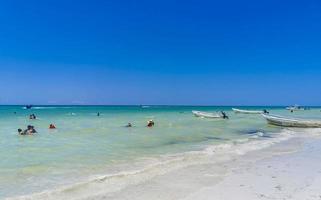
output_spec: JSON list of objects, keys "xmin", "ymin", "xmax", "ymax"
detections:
[{"xmin": 1, "ymin": 105, "xmax": 320, "ymax": 199}]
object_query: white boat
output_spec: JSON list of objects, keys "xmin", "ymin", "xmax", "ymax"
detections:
[
  {"xmin": 192, "ymin": 111, "xmax": 222, "ymax": 118},
  {"xmin": 232, "ymin": 108, "xmax": 265, "ymax": 114},
  {"xmin": 262, "ymin": 114, "xmax": 321, "ymax": 128},
  {"xmin": 286, "ymin": 105, "xmax": 306, "ymax": 111}
]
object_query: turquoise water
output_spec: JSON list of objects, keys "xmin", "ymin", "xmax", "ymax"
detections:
[{"xmin": 1, "ymin": 105, "xmax": 320, "ymax": 198}]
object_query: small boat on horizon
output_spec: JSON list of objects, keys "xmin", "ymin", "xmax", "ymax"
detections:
[
  {"xmin": 232, "ymin": 108, "xmax": 268, "ymax": 114},
  {"xmin": 24, "ymin": 105, "xmax": 33, "ymax": 109},
  {"xmin": 141, "ymin": 105, "xmax": 151, "ymax": 108},
  {"xmin": 192, "ymin": 111, "xmax": 228, "ymax": 119},
  {"xmin": 286, "ymin": 105, "xmax": 306, "ymax": 111},
  {"xmin": 262, "ymin": 114, "xmax": 321, "ymax": 128}
]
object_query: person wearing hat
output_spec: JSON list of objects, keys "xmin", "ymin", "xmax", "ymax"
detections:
[{"xmin": 147, "ymin": 120, "xmax": 155, "ymax": 127}]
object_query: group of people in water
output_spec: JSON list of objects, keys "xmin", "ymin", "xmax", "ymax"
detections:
[
  {"xmin": 122, "ymin": 120, "xmax": 156, "ymax": 128},
  {"xmin": 125, "ymin": 120, "xmax": 155, "ymax": 128},
  {"xmin": 18, "ymin": 111, "xmax": 155, "ymax": 135},
  {"xmin": 18, "ymin": 124, "xmax": 56, "ymax": 135},
  {"xmin": 17, "ymin": 108, "xmax": 270, "ymax": 136},
  {"xmin": 19, "ymin": 113, "xmax": 56, "ymax": 135},
  {"xmin": 18, "ymin": 125, "xmax": 37, "ymax": 135},
  {"xmin": 123, "ymin": 120, "xmax": 154, "ymax": 128},
  {"xmin": 29, "ymin": 114, "xmax": 37, "ymax": 119},
  {"xmin": 96, "ymin": 112, "xmax": 154, "ymax": 128}
]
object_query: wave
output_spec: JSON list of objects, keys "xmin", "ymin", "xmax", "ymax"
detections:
[{"xmin": 6, "ymin": 128, "xmax": 316, "ymax": 200}]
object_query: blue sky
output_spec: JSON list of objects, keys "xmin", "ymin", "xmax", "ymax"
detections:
[{"xmin": 0, "ymin": 0, "xmax": 320, "ymax": 105}]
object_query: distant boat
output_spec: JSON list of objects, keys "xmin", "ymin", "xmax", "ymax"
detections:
[
  {"xmin": 262, "ymin": 114, "xmax": 321, "ymax": 128},
  {"xmin": 24, "ymin": 105, "xmax": 33, "ymax": 109},
  {"xmin": 192, "ymin": 111, "xmax": 226, "ymax": 119},
  {"xmin": 286, "ymin": 105, "xmax": 306, "ymax": 111},
  {"xmin": 232, "ymin": 108, "xmax": 265, "ymax": 114}
]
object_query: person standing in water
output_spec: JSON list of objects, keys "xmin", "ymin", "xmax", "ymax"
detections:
[
  {"xmin": 18, "ymin": 125, "xmax": 37, "ymax": 135},
  {"xmin": 49, "ymin": 124, "xmax": 56, "ymax": 129},
  {"xmin": 221, "ymin": 111, "xmax": 229, "ymax": 119},
  {"xmin": 125, "ymin": 123, "xmax": 132, "ymax": 127},
  {"xmin": 18, "ymin": 129, "xmax": 24, "ymax": 135},
  {"xmin": 29, "ymin": 114, "xmax": 37, "ymax": 119},
  {"xmin": 27, "ymin": 125, "xmax": 37, "ymax": 134},
  {"xmin": 147, "ymin": 120, "xmax": 155, "ymax": 127}
]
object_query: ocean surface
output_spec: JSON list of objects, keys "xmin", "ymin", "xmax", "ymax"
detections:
[{"xmin": 1, "ymin": 105, "xmax": 321, "ymax": 199}]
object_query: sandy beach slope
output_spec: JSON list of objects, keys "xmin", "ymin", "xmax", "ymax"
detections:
[{"xmin": 96, "ymin": 131, "xmax": 321, "ymax": 200}]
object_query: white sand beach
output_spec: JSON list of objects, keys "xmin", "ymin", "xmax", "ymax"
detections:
[
  {"xmin": 92, "ymin": 129, "xmax": 321, "ymax": 200},
  {"xmin": 183, "ymin": 138, "xmax": 321, "ymax": 200}
]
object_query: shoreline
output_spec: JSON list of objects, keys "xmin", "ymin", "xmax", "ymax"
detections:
[
  {"xmin": 8, "ymin": 128, "xmax": 321, "ymax": 200},
  {"xmin": 101, "ymin": 130, "xmax": 321, "ymax": 200},
  {"xmin": 94, "ymin": 133, "xmax": 311, "ymax": 200}
]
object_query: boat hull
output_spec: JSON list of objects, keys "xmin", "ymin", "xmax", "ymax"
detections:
[
  {"xmin": 262, "ymin": 114, "xmax": 321, "ymax": 128},
  {"xmin": 192, "ymin": 111, "xmax": 222, "ymax": 119},
  {"xmin": 232, "ymin": 108, "xmax": 263, "ymax": 114},
  {"xmin": 286, "ymin": 106, "xmax": 306, "ymax": 111}
]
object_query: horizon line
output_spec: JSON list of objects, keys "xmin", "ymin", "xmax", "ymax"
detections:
[{"xmin": 0, "ymin": 104, "xmax": 319, "ymax": 107}]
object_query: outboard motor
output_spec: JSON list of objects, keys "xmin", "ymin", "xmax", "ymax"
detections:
[{"xmin": 221, "ymin": 111, "xmax": 229, "ymax": 119}]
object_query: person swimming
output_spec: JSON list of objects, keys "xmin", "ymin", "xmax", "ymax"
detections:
[
  {"xmin": 27, "ymin": 125, "xmax": 37, "ymax": 134},
  {"xmin": 263, "ymin": 109, "xmax": 269, "ymax": 114},
  {"xmin": 125, "ymin": 123, "xmax": 132, "ymax": 127},
  {"xmin": 147, "ymin": 120, "xmax": 155, "ymax": 127},
  {"xmin": 49, "ymin": 124, "xmax": 56, "ymax": 129},
  {"xmin": 21, "ymin": 129, "xmax": 29, "ymax": 135},
  {"xmin": 29, "ymin": 114, "xmax": 36, "ymax": 120},
  {"xmin": 18, "ymin": 125, "xmax": 37, "ymax": 135},
  {"xmin": 18, "ymin": 129, "xmax": 24, "ymax": 135}
]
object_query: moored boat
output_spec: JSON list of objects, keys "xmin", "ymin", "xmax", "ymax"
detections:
[
  {"xmin": 192, "ymin": 111, "xmax": 226, "ymax": 119},
  {"xmin": 24, "ymin": 105, "xmax": 33, "ymax": 109},
  {"xmin": 262, "ymin": 114, "xmax": 321, "ymax": 128},
  {"xmin": 232, "ymin": 108, "xmax": 266, "ymax": 114},
  {"xmin": 286, "ymin": 105, "xmax": 306, "ymax": 111}
]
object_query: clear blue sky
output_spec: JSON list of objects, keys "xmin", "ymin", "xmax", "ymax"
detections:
[{"xmin": 0, "ymin": 0, "xmax": 320, "ymax": 105}]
